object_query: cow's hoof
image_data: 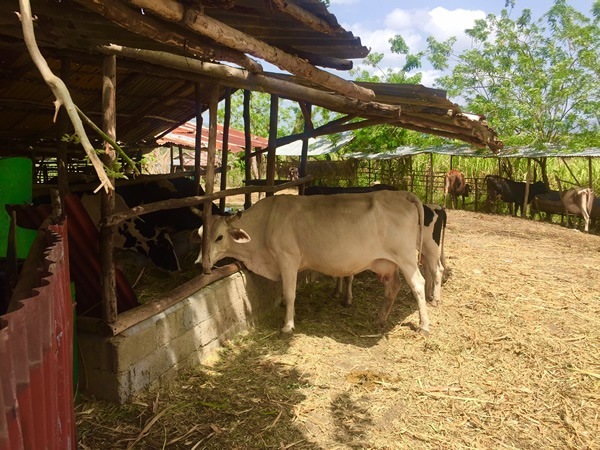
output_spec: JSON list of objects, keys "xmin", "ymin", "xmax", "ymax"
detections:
[
  {"xmin": 419, "ymin": 328, "xmax": 430, "ymax": 337},
  {"xmin": 280, "ymin": 325, "xmax": 294, "ymax": 333},
  {"xmin": 428, "ymin": 299, "xmax": 439, "ymax": 307},
  {"xmin": 340, "ymin": 300, "xmax": 352, "ymax": 307}
]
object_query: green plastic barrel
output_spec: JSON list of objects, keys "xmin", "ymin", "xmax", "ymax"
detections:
[{"xmin": 0, "ymin": 157, "xmax": 37, "ymax": 258}]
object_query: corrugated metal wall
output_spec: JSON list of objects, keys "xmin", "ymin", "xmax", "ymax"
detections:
[{"xmin": 0, "ymin": 220, "xmax": 76, "ymax": 450}]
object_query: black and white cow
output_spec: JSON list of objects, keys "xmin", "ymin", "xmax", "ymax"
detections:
[
  {"xmin": 81, "ymin": 193, "xmax": 180, "ymax": 272},
  {"xmin": 196, "ymin": 190, "xmax": 431, "ymax": 334},
  {"xmin": 304, "ymin": 184, "xmax": 447, "ymax": 307},
  {"xmin": 333, "ymin": 203, "xmax": 447, "ymax": 308}
]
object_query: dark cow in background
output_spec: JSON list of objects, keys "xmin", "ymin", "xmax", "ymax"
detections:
[
  {"xmin": 196, "ymin": 190, "xmax": 432, "ymax": 334},
  {"xmin": 443, "ymin": 169, "xmax": 471, "ymax": 209},
  {"xmin": 116, "ymin": 178, "xmax": 221, "ymax": 261},
  {"xmin": 485, "ymin": 175, "xmax": 548, "ymax": 216},
  {"xmin": 304, "ymin": 184, "xmax": 397, "ymax": 196},
  {"xmin": 116, "ymin": 178, "xmax": 220, "ymax": 232},
  {"xmin": 562, "ymin": 187, "xmax": 595, "ymax": 232},
  {"xmin": 81, "ymin": 193, "xmax": 180, "ymax": 272}
]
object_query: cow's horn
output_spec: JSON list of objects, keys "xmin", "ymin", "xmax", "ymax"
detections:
[{"xmin": 226, "ymin": 210, "xmax": 243, "ymax": 223}]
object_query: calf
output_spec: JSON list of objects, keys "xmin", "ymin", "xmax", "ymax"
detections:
[
  {"xmin": 196, "ymin": 191, "xmax": 431, "ymax": 334},
  {"xmin": 443, "ymin": 169, "xmax": 471, "ymax": 209},
  {"xmin": 81, "ymin": 193, "xmax": 180, "ymax": 272},
  {"xmin": 562, "ymin": 187, "xmax": 595, "ymax": 232},
  {"xmin": 485, "ymin": 175, "xmax": 548, "ymax": 216}
]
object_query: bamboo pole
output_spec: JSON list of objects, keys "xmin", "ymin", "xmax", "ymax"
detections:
[
  {"xmin": 266, "ymin": 95, "xmax": 279, "ymax": 197},
  {"xmin": 202, "ymin": 86, "xmax": 219, "ymax": 274},
  {"xmin": 194, "ymin": 83, "xmax": 203, "ymax": 194},
  {"xmin": 100, "ymin": 54, "xmax": 117, "ymax": 324},
  {"xmin": 219, "ymin": 88, "xmax": 232, "ymax": 213},
  {"xmin": 243, "ymin": 90, "xmax": 253, "ymax": 210},
  {"xmin": 522, "ymin": 158, "xmax": 531, "ymax": 218},
  {"xmin": 299, "ymin": 102, "xmax": 312, "ymax": 194}
]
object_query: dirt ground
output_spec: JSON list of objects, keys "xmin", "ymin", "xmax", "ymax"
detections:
[{"xmin": 76, "ymin": 209, "xmax": 600, "ymax": 450}]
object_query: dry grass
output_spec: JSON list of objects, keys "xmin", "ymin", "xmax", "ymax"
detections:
[{"xmin": 76, "ymin": 210, "xmax": 600, "ymax": 449}]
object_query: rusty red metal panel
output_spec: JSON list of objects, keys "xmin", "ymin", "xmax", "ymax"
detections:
[
  {"xmin": 0, "ymin": 219, "xmax": 76, "ymax": 450},
  {"xmin": 8, "ymin": 195, "xmax": 139, "ymax": 318}
]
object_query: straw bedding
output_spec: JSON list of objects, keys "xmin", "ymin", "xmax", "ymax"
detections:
[{"xmin": 76, "ymin": 210, "xmax": 600, "ymax": 449}]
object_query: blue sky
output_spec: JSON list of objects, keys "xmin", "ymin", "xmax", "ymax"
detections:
[{"xmin": 326, "ymin": 0, "xmax": 595, "ymax": 86}]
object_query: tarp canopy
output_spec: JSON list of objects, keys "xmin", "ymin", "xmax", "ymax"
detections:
[
  {"xmin": 276, "ymin": 133, "xmax": 354, "ymax": 156},
  {"xmin": 345, "ymin": 145, "xmax": 600, "ymax": 160}
]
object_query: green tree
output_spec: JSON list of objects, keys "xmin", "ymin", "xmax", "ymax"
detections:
[
  {"xmin": 426, "ymin": 0, "xmax": 600, "ymax": 151},
  {"xmin": 342, "ymin": 36, "xmax": 448, "ymax": 154}
]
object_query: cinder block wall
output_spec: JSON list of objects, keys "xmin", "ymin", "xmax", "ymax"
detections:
[{"xmin": 77, "ymin": 270, "xmax": 282, "ymax": 403}]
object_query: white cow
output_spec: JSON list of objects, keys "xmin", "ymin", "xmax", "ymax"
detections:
[
  {"xmin": 334, "ymin": 202, "xmax": 447, "ymax": 308},
  {"xmin": 196, "ymin": 191, "xmax": 431, "ymax": 334},
  {"xmin": 561, "ymin": 187, "xmax": 595, "ymax": 232}
]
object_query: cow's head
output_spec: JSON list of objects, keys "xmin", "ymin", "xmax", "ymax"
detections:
[
  {"xmin": 119, "ymin": 219, "xmax": 180, "ymax": 272},
  {"xmin": 194, "ymin": 211, "xmax": 250, "ymax": 266},
  {"xmin": 289, "ymin": 166, "xmax": 299, "ymax": 181}
]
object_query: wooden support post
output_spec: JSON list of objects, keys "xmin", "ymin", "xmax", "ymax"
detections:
[
  {"xmin": 299, "ymin": 102, "xmax": 312, "ymax": 194},
  {"xmin": 588, "ymin": 157, "xmax": 593, "ymax": 189},
  {"xmin": 428, "ymin": 152, "xmax": 434, "ymax": 203},
  {"xmin": 243, "ymin": 90, "xmax": 252, "ymax": 210},
  {"xmin": 219, "ymin": 88, "xmax": 232, "ymax": 213},
  {"xmin": 57, "ymin": 58, "xmax": 70, "ymax": 200},
  {"xmin": 100, "ymin": 54, "xmax": 117, "ymax": 324},
  {"xmin": 202, "ymin": 86, "xmax": 219, "ymax": 274},
  {"xmin": 265, "ymin": 94, "xmax": 279, "ymax": 197},
  {"xmin": 522, "ymin": 158, "xmax": 532, "ymax": 218},
  {"xmin": 194, "ymin": 83, "xmax": 203, "ymax": 195},
  {"xmin": 178, "ymin": 146, "xmax": 184, "ymax": 172},
  {"xmin": 169, "ymin": 144, "xmax": 174, "ymax": 173},
  {"xmin": 449, "ymin": 155, "xmax": 453, "ymax": 171}
]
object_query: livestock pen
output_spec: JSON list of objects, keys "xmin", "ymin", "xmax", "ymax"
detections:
[{"xmin": 75, "ymin": 208, "xmax": 600, "ymax": 449}]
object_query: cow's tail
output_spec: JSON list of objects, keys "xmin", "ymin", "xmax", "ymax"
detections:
[
  {"xmin": 439, "ymin": 207, "xmax": 448, "ymax": 270},
  {"xmin": 401, "ymin": 191, "xmax": 424, "ymax": 261}
]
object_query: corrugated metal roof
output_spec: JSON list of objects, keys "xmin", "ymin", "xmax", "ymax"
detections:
[{"xmin": 157, "ymin": 122, "xmax": 268, "ymax": 152}]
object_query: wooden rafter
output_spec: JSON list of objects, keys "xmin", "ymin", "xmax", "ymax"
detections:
[
  {"xmin": 74, "ymin": 0, "xmax": 263, "ymax": 72},
  {"xmin": 126, "ymin": 0, "xmax": 375, "ymax": 102}
]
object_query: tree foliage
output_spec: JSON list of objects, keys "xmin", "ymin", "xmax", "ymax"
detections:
[
  {"xmin": 425, "ymin": 0, "xmax": 600, "ymax": 149},
  {"xmin": 342, "ymin": 35, "xmax": 448, "ymax": 155}
]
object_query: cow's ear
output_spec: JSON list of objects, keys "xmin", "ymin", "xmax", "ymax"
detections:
[{"xmin": 229, "ymin": 227, "xmax": 251, "ymax": 243}]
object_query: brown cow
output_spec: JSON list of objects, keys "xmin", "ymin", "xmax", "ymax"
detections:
[{"xmin": 443, "ymin": 169, "xmax": 471, "ymax": 209}]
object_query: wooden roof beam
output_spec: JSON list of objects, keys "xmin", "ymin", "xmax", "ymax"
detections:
[
  {"xmin": 97, "ymin": 44, "xmax": 399, "ymax": 120},
  {"xmin": 270, "ymin": 0, "xmax": 342, "ymax": 36},
  {"xmin": 74, "ymin": 0, "xmax": 263, "ymax": 72},
  {"xmin": 125, "ymin": 0, "xmax": 375, "ymax": 102}
]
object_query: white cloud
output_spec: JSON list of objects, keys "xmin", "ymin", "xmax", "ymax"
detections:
[
  {"xmin": 424, "ymin": 7, "xmax": 486, "ymax": 50},
  {"xmin": 343, "ymin": 6, "xmax": 486, "ymax": 88}
]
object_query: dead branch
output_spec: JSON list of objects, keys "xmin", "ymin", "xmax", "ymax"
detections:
[{"xmin": 17, "ymin": 0, "xmax": 113, "ymax": 193}]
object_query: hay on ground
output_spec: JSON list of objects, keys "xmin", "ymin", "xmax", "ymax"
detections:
[{"xmin": 76, "ymin": 210, "xmax": 600, "ymax": 449}]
